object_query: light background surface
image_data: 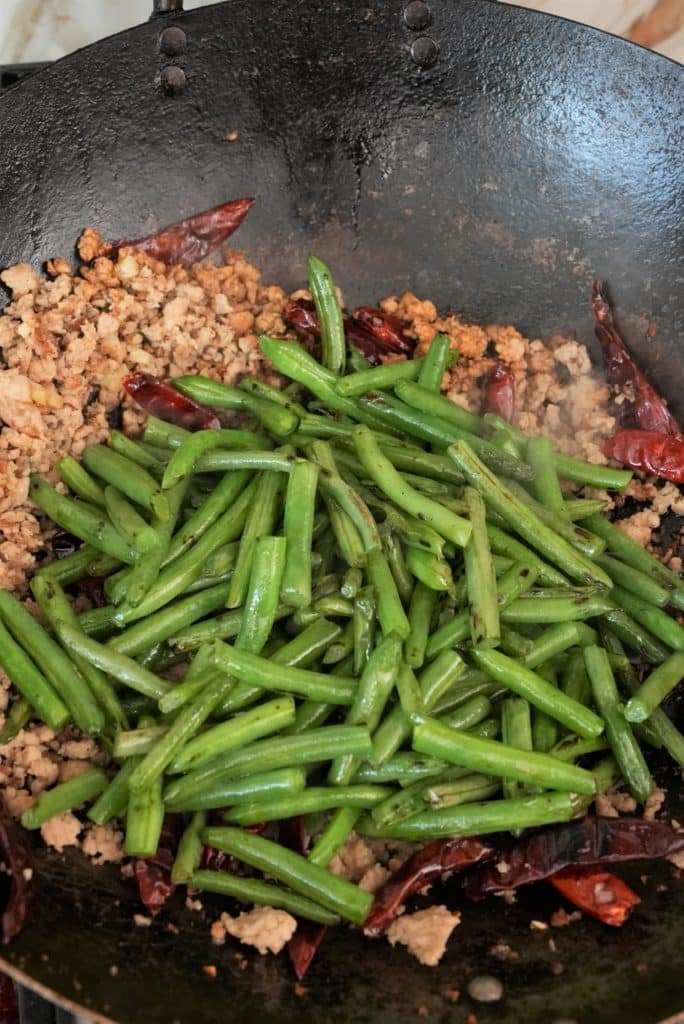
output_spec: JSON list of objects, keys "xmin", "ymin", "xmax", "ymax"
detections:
[{"xmin": 0, "ymin": 0, "xmax": 683, "ymax": 65}]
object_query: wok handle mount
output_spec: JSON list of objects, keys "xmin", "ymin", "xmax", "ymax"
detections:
[{"xmin": 152, "ymin": 0, "xmax": 184, "ymax": 13}]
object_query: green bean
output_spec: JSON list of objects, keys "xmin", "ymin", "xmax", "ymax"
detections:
[
  {"xmin": 202, "ymin": 825, "xmax": 373, "ymax": 924},
  {"xmin": 0, "ymin": 697, "xmax": 32, "ymax": 744},
  {"xmin": 36, "ymin": 546, "xmax": 120, "ymax": 587},
  {"xmin": 367, "ymin": 390, "xmax": 533, "ymax": 481},
  {"xmin": 280, "ymin": 460, "xmax": 319, "ymax": 608},
  {"xmin": 501, "ymin": 593, "xmax": 613, "ymax": 623},
  {"xmin": 531, "ymin": 702, "xmax": 560, "ymax": 755},
  {"xmin": 193, "ymin": 449, "xmax": 295, "ymax": 475},
  {"xmin": 599, "ymin": 628, "xmax": 684, "ymax": 766},
  {"xmin": 56, "ymin": 623, "xmax": 171, "ymax": 701},
  {"xmin": 165, "ymin": 470, "xmax": 252, "ymax": 565},
  {"xmin": 596, "ymin": 553, "xmax": 670, "ymax": 608},
  {"xmin": 30, "ymin": 575, "xmax": 127, "ymax": 730},
  {"xmin": 526, "ymin": 435, "xmax": 565, "ymax": 514},
  {"xmin": 170, "ymin": 764, "xmax": 306, "ymax": 814},
  {"xmin": 87, "ymin": 758, "xmax": 139, "ymax": 826},
  {"xmin": 394, "ymin": 380, "xmax": 483, "ymax": 436},
  {"xmin": 449, "ymin": 442, "xmax": 612, "ymax": 589},
  {"xmin": 584, "ymin": 514, "xmax": 684, "ymax": 609},
  {"xmin": 179, "ymin": 543, "xmax": 238, "ymax": 593},
  {"xmin": 57, "ymin": 456, "xmax": 106, "ymax": 507},
  {"xmin": 352, "ymin": 587, "xmax": 376, "ymax": 674},
  {"xmin": 366, "ymin": 547, "xmax": 411, "ymax": 639},
  {"xmin": 357, "ymin": 790, "xmax": 587, "ymax": 841},
  {"xmin": 171, "ymin": 811, "xmax": 207, "ymax": 885},
  {"xmin": 286, "ymin": 699, "xmax": 336, "ymax": 735},
  {"xmin": 161, "ymin": 430, "xmax": 270, "ymax": 490},
  {"xmin": 438, "ymin": 694, "xmax": 493, "ymax": 732},
  {"xmin": 113, "ymin": 725, "xmax": 167, "ymax": 759},
  {"xmin": 309, "ymin": 442, "xmax": 372, "ymax": 565},
  {"xmin": 599, "ymin": 608, "xmax": 669, "ymax": 663},
  {"xmin": 486, "ymin": 524, "xmax": 569, "ymax": 587},
  {"xmin": 523, "ymin": 622, "xmax": 597, "ymax": 670},
  {"xmin": 471, "ymin": 646, "xmax": 604, "ymax": 738},
  {"xmin": 562, "ymin": 498, "xmax": 610, "ymax": 520},
  {"xmin": 405, "ymin": 546, "xmax": 453, "ymax": 592},
  {"xmin": 226, "ymin": 784, "xmax": 393, "ymax": 826},
  {"xmin": 463, "ymin": 486, "xmax": 500, "ymax": 647},
  {"xmin": 113, "ymin": 480, "xmax": 188, "ymax": 610},
  {"xmin": 425, "ymin": 563, "xmax": 537, "ymax": 659},
  {"xmin": 0, "ymin": 590, "xmax": 104, "ymax": 735},
  {"xmin": 550, "ymin": 735, "xmax": 610, "ymax": 762},
  {"xmin": 328, "ymin": 633, "xmax": 403, "ymax": 786},
  {"xmin": 374, "ymin": 773, "xmax": 501, "ymax": 829},
  {"xmin": 82, "ymin": 445, "xmax": 169, "ymax": 521},
  {"xmin": 503, "ymin": 477, "xmax": 606, "ymax": 559},
  {"xmin": 142, "ymin": 416, "xmax": 190, "ymax": 450},
  {"xmin": 216, "ymin": 618, "xmax": 343, "ymax": 717},
  {"xmin": 336, "ymin": 358, "xmax": 425, "ymax": 397},
  {"xmin": 172, "ymin": 376, "xmax": 299, "ymax": 436},
  {"xmin": 583, "ymin": 645, "xmax": 654, "ymax": 803},
  {"xmin": 20, "ymin": 767, "xmax": 108, "ymax": 830},
  {"xmin": 125, "ymin": 774, "xmax": 164, "ymax": 857},
  {"xmin": 610, "ymin": 586, "xmax": 684, "ymax": 652},
  {"xmin": 241, "ymin": 377, "xmax": 308, "ymax": 417},
  {"xmin": 383, "ymin": 505, "xmax": 447, "ymax": 559},
  {"xmin": 110, "ymin": 430, "xmax": 167, "ymax": 471},
  {"xmin": 413, "ymin": 717, "xmax": 596, "ymax": 794},
  {"xmin": 104, "ymin": 486, "xmax": 160, "ymax": 554},
  {"xmin": 341, "ymin": 567, "xmax": 363, "ymax": 600},
  {"xmin": 308, "ymin": 807, "xmax": 361, "ymax": 867},
  {"xmin": 169, "ymin": 696, "xmax": 296, "ymax": 775},
  {"xmin": 307, "ymin": 255, "xmax": 346, "ymax": 374},
  {"xmin": 30, "ymin": 477, "xmax": 138, "ymax": 564},
  {"xmin": 469, "ymin": 717, "xmax": 501, "ymax": 740},
  {"xmin": 624, "ymin": 653, "xmax": 684, "ymax": 723},
  {"xmin": 380, "ymin": 524, "xmax": 414, "ymax": 604},
  {"xmin": 404, "ymin": 582, "xmax": 438, "ymax": 669},
  {"xmin": 499, "ymin": 625, "xmax": 534, "ymax": 659},
  {"xmin": 236, "ymin": 537, "xmax": 287, "ymax": 656},
  {"xmin": 500, "ymin": 698, "xmax": 534, "ymax": 800},
  {"xmin": 164, "ymin": 726, "xmax": 372, "ymax": 811},
  {"xmin": 560, "ymin": 649, "xmax": 592, "ymax": 708},
  {"xmin": 552, "ymin": 453, "xmax": 632, "ymax": 491},
  {"xmin": 190, "ymin": 868, "xmax": 339, "ymax": 925},
  {"xmin": 212, "ymin": 641, "xmax": 356, "ymax": 705},
  {"xmin": 227, "ymin": 469, "xmax": 288, "ymax": 609},
  {"xmin": 117, "ymin": 479, "xmax": 257, "ymax": 625},
  {"xmin": 395, "ymin": 662, "xmax": 426, "ymax": 723},
  {"xmin": 371, "ymin": 650, "xmax": 466, "ymax": 765},
  {"xmin": 164, "ymin": 607, "xmax": 248, "ymax": 654},
  {"xmin": 355, "ymin": 753, "xmax": 450, "ymax": 786},
  {"xmin": 417, "ymin": 333, "xmax": 456, "ymax": 393},
  {"xmin": 354, "ymin": 426, "xmax": 471, "ymax": 548}
]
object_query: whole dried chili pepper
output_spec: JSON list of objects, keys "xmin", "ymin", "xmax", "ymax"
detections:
[
  {"xmin": 465, "ymin": 817, "xmax": 684, "ymax": 899},
  {"xmin": 123, "ymin": 373, "xmax": 220, "ymax": 431},
  {"xmin": 591, "ymin": 281, "xmax": 680, "ymax": 435},
  {"xmin": 352, "ymin": 307, "xmax": 415, "ymax": 357},
  {"xmin": 364, "ymin": 837, "xmax": 496, "ymax": 937},
  {"xmin": 343, "ymin": 318, "xmax": 383, "ymax": 365},
  {"xmin": 0, "ymin": 795, "xmax": 33, "ymax": 944},
  {"xmin": 605, "ymin": 430, "xmax": 684, "ymax": 484},
  {"xmin": 284, "ymin": 299, "xmax": 321, "ymax": 340},
  {"xmin": 134, "ymin": 814, "xmax": 182, "ymax": 914},
  {"xmin": 482, "ymin": 362, "xmax": 515, "ymax": 422},
  {"xmin": 111, "ymin": 197, "xmax": 254, "ymax": 266},
  {"xmin": 548, "ymin": 865, "xmax": 640, "ymax": 926},
  {"xmin": 279, "ymin": 816, "xmax": 330, "ymax": 980}
]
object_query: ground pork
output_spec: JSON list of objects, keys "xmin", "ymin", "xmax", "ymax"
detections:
[
  {"xmin": 210, "ymin": 907, "xmax": 297, "ymax": 955},
  {"xmin": 386, "ymin": 906, "xmax": 461, "ymax": 966}
]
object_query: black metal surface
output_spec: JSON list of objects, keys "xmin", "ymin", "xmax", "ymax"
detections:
[
  {"xmin": 0, "ymin": 2, "xmax": 682, "ymax": 1022},
  {"xmin": 0, "ymin": 0, "xmax": 682, "ymax": 411}
]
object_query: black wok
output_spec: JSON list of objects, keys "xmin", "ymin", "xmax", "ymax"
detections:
[{"xmin": 0, "ymin": 2, "xmax": 682, "ymax": 1021}]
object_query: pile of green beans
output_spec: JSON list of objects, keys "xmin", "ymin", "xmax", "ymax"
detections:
[{"xmin": 4, "ymin": 255, "xmax": 684, "ymax": 931}]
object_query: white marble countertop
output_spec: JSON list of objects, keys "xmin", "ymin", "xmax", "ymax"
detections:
[{"xmin": 1, "ymin": 0, "xmax": 682, "ymax": 66}]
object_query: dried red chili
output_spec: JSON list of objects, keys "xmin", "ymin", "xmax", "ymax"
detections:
[
  {"xmin": 466, "ymin": 817, "xmax": 684, "ymax": 899},
  {"xmin": 605, "ymin": 430, "xmax": 684, "ymax": 484},
  {"xmin": 482, "ymin": 363, "xmax": 515, "ymax": 422},
  {"xmin": 548, "ymin": 866, "xmax": 640, "ymax": 926},
  {"xmin": 134, "ymin": 816, "xmax": 182, "ymax": 915},
  {"xmin": 111, "ymin": 197, "xmax": 254, "ymax": 266},
  {"xmin": 592, "ymin": 281, "xmax": 680, "ymax": 435},
  {"xmin": 123, "ymin": 373, "xmax": 220, "ymax": 431},
  {"xmin": 288, "ymin": 920, "xmax": 328, "ymax": 980},
  {"xmin": 364, "ymin": 837, "xmax": 496, "ymax": 937},
  {"xmin": 284, "ymin": 299, "xmax": 321, "ymax": 339},
  {"xmin": 352, "ymin": 307, "xmax": 415, "ymax": 357}
]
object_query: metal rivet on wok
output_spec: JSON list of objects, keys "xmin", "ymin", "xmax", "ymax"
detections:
[
  {"xmin": 160, "ymin": 65, "xmax": 187, "ymax": 94},
  {"xmin": 403, "ymin": 1, "xmax": 432, "ymax": 31},
  {"xmin": 409, "ymin": 36, "xmax": 439, "ymax": 68},
  {"xmin": 159, "ymin": 26, "xmax": 187, "ymax": 56}
]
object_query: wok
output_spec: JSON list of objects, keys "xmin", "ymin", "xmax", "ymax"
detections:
[{"xmin": 0, "ymin": 2, "xmax": 682, "ymax": 1021}]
